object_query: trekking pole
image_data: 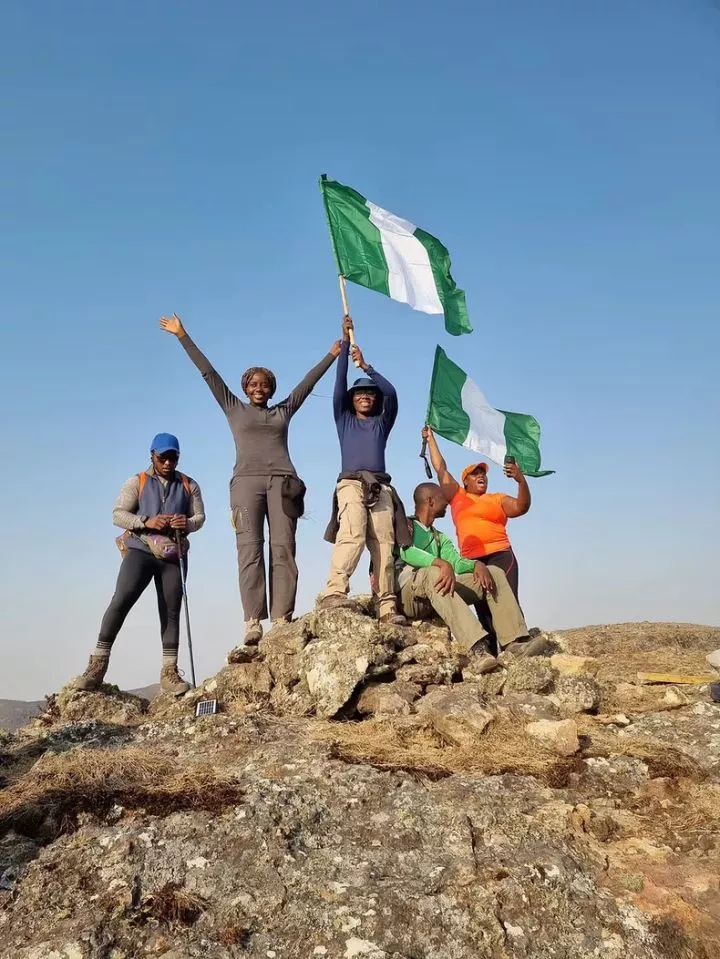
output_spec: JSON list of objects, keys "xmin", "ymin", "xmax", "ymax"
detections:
[{"xmin": 175, "ymin": 529, "xmax": 197, "ymax": 688}]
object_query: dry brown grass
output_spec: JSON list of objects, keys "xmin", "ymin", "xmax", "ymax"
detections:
[
  {"xmin": 0, "ymin": 746, "xmax": 245, "ymax": 837},
  {"xmin": 311, "ymin": 712, "xmax": 577, "ymax": 783},
  {"xmin": 310, "ymin": 706, "xmax": 712, "ymax": 788},
  {"xmin": 139, "ymin": 882, "xmax": 207, "ymax": 925},
  {"xmin": 576, "ymin": 717, "xmax": 707, "ymax": 782}
]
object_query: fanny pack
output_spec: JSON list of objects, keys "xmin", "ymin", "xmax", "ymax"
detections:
[{"xmin": 115, "ymin": 530, "xmax": 189, "ymax": 561}]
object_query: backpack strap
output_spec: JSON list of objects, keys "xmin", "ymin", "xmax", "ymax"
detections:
[
  {"xmin": 137, "ymin": 471, "xmax": 148, "ymax": 498},
  {"xmin": 178, "ymin": 473, "xmax": 192, "ymax": 498}
]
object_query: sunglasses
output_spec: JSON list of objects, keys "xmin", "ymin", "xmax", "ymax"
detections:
[
  {"xmin": 153, "ymin": 451, "xmax": 179, "ymax": 463},
  {"xmin": 352, "ymin": 390, "xmax": 377, "ymax": 399}
]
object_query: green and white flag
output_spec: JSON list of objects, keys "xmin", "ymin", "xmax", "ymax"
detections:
[
  {"xmin": 320, "ymin": 176, "xmax": 472, "ymax": 336},
  {"xmin": 427, "ymin": 346, "xmax": 554, "ymax": 477}
]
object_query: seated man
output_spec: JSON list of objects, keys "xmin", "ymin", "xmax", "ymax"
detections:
[{"xmin": 398, "ymin": 483, "xmax": 546, "ymax": 672}]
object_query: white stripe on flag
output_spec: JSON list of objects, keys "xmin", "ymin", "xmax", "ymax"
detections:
[
  {"xmin": 367, "ymin": 202, "xmax": 444, "ymax": 314},
  {"xmin": 460, "ymin": 377, "xmax": 508, "ymax": 465}
]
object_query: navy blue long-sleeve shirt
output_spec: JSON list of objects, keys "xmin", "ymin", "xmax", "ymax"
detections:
[{"xmin": 333, "ymin": 340, "xmax": 398, "ymax": 474}]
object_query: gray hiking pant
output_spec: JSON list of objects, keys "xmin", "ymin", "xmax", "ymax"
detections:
[{"xmin": 230, "ymin": 474, "xmax": 298, "ymax": 622}]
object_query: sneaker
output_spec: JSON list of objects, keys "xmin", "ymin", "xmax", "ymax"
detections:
[
  {"xmin": 159, "ymin": 663, "xmax": 190, "ymax": 696},
  {"xmin": 317, "ymin": 594, "xmax": 355, "ymax": 611},
  {"xmin": 244, "ymin": 619, "xmax": 263, "ymax": 647},
  {"xmin": 504, "ymin": 635, "xmax": 552, "ymax": 657},
  {"xmin": 74, "ymin": 654, "xmax": 109, "ymax": 692}
]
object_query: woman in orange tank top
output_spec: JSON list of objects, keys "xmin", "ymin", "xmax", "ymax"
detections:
[{"xmin": 421, "ymin": 426, "xmax": 531, "ymax": 603}]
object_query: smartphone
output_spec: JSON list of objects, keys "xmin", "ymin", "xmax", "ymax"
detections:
[{"xmin": 504, "ymin": 455, "xmax": 515, "ymax": 465}]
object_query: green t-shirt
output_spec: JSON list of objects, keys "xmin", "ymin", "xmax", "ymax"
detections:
[{"xmin": 399, "ymin": 520, "xmax": 476, "ymax": 575}]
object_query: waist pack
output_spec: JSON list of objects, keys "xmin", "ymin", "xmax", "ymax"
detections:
[{"xmin": 115, "ymin": 471, "xmax": 192, "ymax": 560}]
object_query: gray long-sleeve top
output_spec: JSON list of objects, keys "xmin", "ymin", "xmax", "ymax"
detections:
[{"xmin": 179, "ymin": 334, "xmax": 335, "ymax": 476}]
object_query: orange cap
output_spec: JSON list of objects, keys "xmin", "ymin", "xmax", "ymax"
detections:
[{"xmin": 461, "ymin": 462, "xmax": 489, "ymax": 485}]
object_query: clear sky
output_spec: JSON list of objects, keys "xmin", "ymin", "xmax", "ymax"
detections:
[{"xmin": 1, "ymin": 0, "xmax": 718, "ymax": 699}]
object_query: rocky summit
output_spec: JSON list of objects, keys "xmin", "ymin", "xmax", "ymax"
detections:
[{"xmin": 1, "ymin": 608, "xmax": 719, "ymax": 959}]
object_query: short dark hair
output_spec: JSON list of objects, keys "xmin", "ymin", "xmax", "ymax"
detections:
[
  {"xmin": 241, "ymin": 367, "xmax": 277, "ymax": 397},
  {"xmin": 413, "ymin": 482, "xmax": 442, "ymax": 507}
]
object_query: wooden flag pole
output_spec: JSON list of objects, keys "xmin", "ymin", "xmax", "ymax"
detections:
[{"xmin": 338, "ymin": 274, "xmax": 361, "ymax": 368}]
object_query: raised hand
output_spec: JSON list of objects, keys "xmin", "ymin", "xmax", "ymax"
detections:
[
  {"xmin": 503, "ymin": 461, "xmax": 524, "ymax": 483},
  {"xmin": 330, "ymin": 339, "xmax": 343, "ymax": 358},
  {"xmin": 159, "ymin": 313, "xmax": 186, "ymax": 338},
  {"xmin": 342, "ymin": 315, "xmax": 354, "ymax": 340},
  {"xmin": 351, "ymin": 345, "xmax": 368, "ymax": 371}
]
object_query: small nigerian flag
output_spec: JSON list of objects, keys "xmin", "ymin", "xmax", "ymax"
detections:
[
  {"xmin": 320, "ymin": 176, "xmax": 472, "ymax": 336},
  {"xmin": 427, "ymin": 347, "xmax": 554, "ymax": 477}
]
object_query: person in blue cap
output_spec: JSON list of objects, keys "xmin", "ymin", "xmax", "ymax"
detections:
[
  {"xmin": 319, "ymin": 316, "xmax": 408, "ymax": 624},
  {"xmin": 74, "ymin": 433, "xmax": 205, "ymax": 696}
]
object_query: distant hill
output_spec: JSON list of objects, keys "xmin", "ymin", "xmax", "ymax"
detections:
[{"xmin": 0, "ymin": 684, "xmax": 161, "ymax": 732}]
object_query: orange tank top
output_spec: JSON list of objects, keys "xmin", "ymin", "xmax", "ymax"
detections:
[{"xmin": 450, "ymin": 490, "xmax": 510, "ymax": 558}]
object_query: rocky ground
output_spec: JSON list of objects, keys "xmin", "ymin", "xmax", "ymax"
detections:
[{"xmin": 0, "ymin": 607, "xmax": 719, "ymax": 959}]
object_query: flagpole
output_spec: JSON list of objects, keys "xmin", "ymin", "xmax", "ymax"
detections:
[{"xmin": 338, "ymin": 274, "xmax": 361, "ymax": 368}]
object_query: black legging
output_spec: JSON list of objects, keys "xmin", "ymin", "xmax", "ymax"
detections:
[
  {"xmin": 98, "ymin": 548, "xmax": 184, "ymax": 652},
  {"xmin": 480, "ymin": 548, "xmax": 519, "ymax": 604}
]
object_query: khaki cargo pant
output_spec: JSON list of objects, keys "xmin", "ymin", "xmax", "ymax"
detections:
[
  {"xmin": 324, "ymin": 479, "xmax": 396, "ymax": 617},
  {"xmin": 400, "ymin": 565, "xmax": 528, "ymax": 654}
]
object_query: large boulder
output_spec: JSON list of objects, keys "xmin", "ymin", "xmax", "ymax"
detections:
[
  {"xmin": 301, "ymin": 609, "xmax": 396, "ymax": 719},
  {"xmin": 416, "ymin": 686, "xmax": 494, "ymax": 747}
]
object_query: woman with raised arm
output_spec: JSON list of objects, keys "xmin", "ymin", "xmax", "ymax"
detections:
[
  {"xmin": 421, "ymin": 425, "xmax": 531, "ymax": 604},
  {"xmin": 161, "ymin": 313, "xmax": 341, "ymax": 647}
]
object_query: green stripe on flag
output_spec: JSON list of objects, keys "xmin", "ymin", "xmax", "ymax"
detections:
[
  {"xmin": 414, "ymin": 228, "xmax": 472, "ymax": 336},
  {"xmin": 501, "ymin": 411, "xmax": 554, "ymax": 478},
  {"xmin": 319, "ymin": 177, "xmax": 390, "ymax": 296},
  {"xmin": 426, "ymin": 346, "xmax": 471, "ymax": 445}
]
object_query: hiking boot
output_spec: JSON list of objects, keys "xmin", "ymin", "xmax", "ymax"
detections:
[
  {"xmin": 378, "ymin": 612, "xmax": 408, "ymax": 626},
  {"xmin": 467, "ymin": 639, "xmax": 499, "ymax": 674},
  {"xmin": 160, "ymin": 663, "xmax": 190, "ymax": 696},
  {"xmin": 317, "ymin": 594, "xmax": 355, "ymax": 611},
  {"xmin": 75, "ymin": 654, "xmax": 109, "ymax": 692},
  {"xmin": 244, "ymin": 619, "xmax": 263, "ymax": 647},
  {"xmin": 504, "ymin": 635, "xmax": 552, "ymax": 657},
  {"xmin": 270, "ymin": 617, "xmax": 291, "ymax": 630}
]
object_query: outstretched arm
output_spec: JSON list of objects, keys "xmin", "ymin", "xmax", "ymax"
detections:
[
  {"xmin": 284, "ymin": 341, "xmax": 341, "ymax": 416},
  {"xmin": 502, "ymin": 461, "xmax": 531, "ymax": 517},
  {"xmin": 332, "ymin": 316, "xmax": 353, "ymax": 420},
  {"xmin": 160, "ymin": 313, "xmax": 239, "ymax": 414},
  {"xmin": 423, "ymin": 426, "xmax": 459, "ymax": 501}
]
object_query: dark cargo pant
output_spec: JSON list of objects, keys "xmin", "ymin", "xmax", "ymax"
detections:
[{"xmin": 230, "ymin": 474, "xmax": 298, "ymax": 622}]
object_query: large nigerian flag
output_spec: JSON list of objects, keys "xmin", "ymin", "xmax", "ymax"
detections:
[
  {"xmin": 427, "ymin": 347, "xmax": 554, "ymax": 477},
  {"xmin": 320, "ymin": 176, "xmax": 472, "ymax": 336}
]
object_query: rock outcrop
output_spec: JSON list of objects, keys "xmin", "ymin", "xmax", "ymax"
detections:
[{"xmin": 1, "ymin": 611, "xmax": 719, "ymax": 958}]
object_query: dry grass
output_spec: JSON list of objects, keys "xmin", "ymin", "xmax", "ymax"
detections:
[
  {"xmin": 139, "ymin": 882, "xmax": 207, "ymax": 925},
  {"xmin": 577, "ymin": 717, "xmax": 707, "ymax": 782},
  {"xmin": 0, "ymin": 746, "xmax": 245, "ymax": 837},
  {"xmin": 311, "ymin": 706, "xmax": 712, "ymax": 789},
  {"xmin": 312, "ymin": 712, "xmax": 577, "ymax": 784}
]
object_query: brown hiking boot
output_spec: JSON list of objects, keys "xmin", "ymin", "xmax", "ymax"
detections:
[
  {"xmin": 379, "ymin": 612, "xmax": 408, "ymax": 626},
  {"xmin": 160, "ymin": 663, "xmax": 190, "ymax": 696},
  {"xmin": 75, "ymin": 654, "xmax": 109, "ymax": 692},
  {"xmin": 317, "ymin": 594, "xmax": 355, "ymax": 611},
  {"xmin": 504, "ymin": 635, "xmax": 552, "ymax": 658},
  {"xmin": 466, "ymin": 639, "xmax": 499, "ymax": 674},
  {"xmin": 243, "ymin": 619, "xmax": 263, "ymax": 647}
]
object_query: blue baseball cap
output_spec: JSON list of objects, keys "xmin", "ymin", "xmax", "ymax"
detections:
[{"xmin": 150, "ymin": 433, "xmax": 180, "ymax": 454}]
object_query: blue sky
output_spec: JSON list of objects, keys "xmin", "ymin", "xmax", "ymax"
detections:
[{"xmin": 1, "ymin": 0, "xmax": 718, "ymax": 699}]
